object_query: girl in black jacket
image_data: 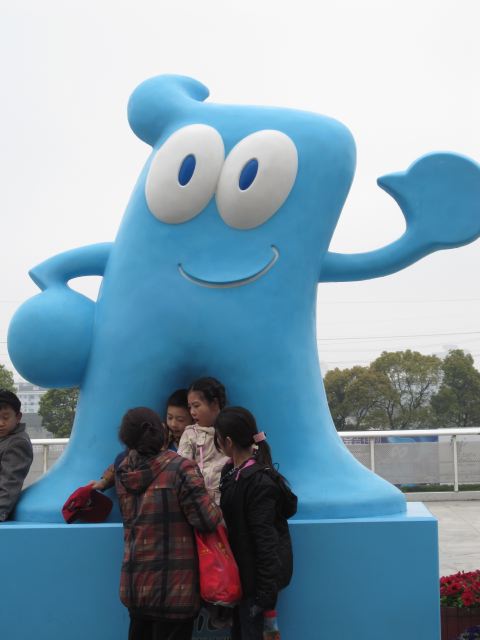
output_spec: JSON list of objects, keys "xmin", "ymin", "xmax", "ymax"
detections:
[{"xmin": 214, "ymin": 407, "xmax": 297, "ymax": 640}]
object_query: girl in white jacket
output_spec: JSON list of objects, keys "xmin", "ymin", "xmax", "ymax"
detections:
[{"xmin": 178, "ymin": 377, "xmax": 229, "ymax": 504}]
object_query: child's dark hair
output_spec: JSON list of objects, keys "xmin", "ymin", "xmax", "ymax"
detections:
[
  {"xmin": 189, "ymin": 377, "xmax": 227, "ymax": 409},
  {"xmin": 215, "ymin": 406, "xmax": 297, "ymax": 517},
  {"xmin": 165, "ymin": 389, "xmax": 189, "ymax": 411},
  {"xmin": 214, "ymin": 406, "xmax": 273, "ymax": 467},
  {"xmin": 0, "ymin": 389, "xmax": 21, "ymax": 414},
  {"xmin": 119, "ymin": 407, "xmax": 165, "ymax": 456}
]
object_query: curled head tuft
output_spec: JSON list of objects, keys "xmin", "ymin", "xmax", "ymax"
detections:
[{"xmin": 127, "ymin": 75, "xmax": 209, "ymax": 146}]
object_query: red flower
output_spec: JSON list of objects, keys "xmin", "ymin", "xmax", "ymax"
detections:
[
  {"xmin": 440, "ymin": 570, "xmax": 480, "ymax": 609},
  {"xmin": 449, "ymin": 583, "xmax": 462, "ymax": 594},
  {"xmin": 462, "ymin": 590, "xmax": 475, "ymax": 607}
]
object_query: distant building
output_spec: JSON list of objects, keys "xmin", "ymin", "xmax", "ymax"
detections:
[
  {"xmin": 22, "ymin": 413, "xmax": 52, "ymax": 439},
  {"xmin": 15, "ymin": 381, "xmax": 47, "ymax": 414}
]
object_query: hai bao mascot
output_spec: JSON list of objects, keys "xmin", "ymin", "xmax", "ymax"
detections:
[{"xmin": 8, "ymin": 75, "xmax": 480, "ymax": 523}]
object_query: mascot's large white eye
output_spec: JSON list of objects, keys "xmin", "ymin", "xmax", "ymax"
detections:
[
  {"xmin": 145, "ymin": 124, "xmax": 224, "ymax": 224},
  {"xmin": 216, "ymin": 130, "xmax": 298, "ymax": 230}
]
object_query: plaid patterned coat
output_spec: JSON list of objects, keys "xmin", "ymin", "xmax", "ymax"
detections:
[{"xmin": 116, "ymin": 449, "xmax": 222, "ymax": 619}]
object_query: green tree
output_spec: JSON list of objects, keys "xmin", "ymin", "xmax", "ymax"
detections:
[
  {"xmin": 344, "ymin": 367, "xmax": 392, "ymax": 429},
  {"xmin": 324, "ymin": 365, "xmax": 391, "ymax": 431},
  {"xmin": 431, "ymin": 350, "xmax": 480, "ymax": 428},
  {"xmin": 0, "ymin": 365, "xmax": 16, "ymax": 392},
  {"xmin": 38, "ymin": 388, "xmax": 79, "ymax": 437},
  {"xmin": 367, "ymin": 350, "xmax": 442, "ymax": 429},
  {"xmin": 325, "ymin": 367, "xmax": 354, "ymax": 430}
]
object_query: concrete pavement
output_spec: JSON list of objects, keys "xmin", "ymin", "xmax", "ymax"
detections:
[{"xmin": 426, "ymin": 501, "xmax": 480, "ymax": 576}]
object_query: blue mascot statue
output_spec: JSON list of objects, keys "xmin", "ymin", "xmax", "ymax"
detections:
[{"xmin": 8, "ymin": 75, "xmax": 480, "ymax": 523}]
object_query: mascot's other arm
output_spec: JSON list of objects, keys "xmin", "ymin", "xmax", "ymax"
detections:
[
  {"xmin": 7, "ymin": 243, "xmax": 113, "ymax": 388},
  {"xmin": 29, "ymin": 242, "xmax": 112, "ymax": 290},
  {"xmin": 320, "ymin": 153, "xmax": 480, "ymax": 282}
]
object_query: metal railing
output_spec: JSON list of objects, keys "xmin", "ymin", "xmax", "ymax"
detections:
[
  {"xmin": 32, "ymin": 427, "xmax": 480, "ymax": 491},
  {"xmin": 31, "ymin": 438, "xmax": 68, "ymax": 473},
  {"xmin": 338, "ymin": 427, "xmax": 480, "ymax": 491}
]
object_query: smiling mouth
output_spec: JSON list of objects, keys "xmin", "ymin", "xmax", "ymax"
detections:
[{"xmin": 178, "ymin": 245, "xmax": 279, "ymax": 289}]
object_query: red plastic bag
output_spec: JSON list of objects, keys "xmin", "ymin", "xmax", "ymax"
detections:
[{"xmin": 195, "ymin": 524, "xmax": 242, "ymax": 605}]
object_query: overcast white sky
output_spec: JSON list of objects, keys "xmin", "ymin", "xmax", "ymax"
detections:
[{"xmin": 1, "ymin": 0, "xmax": 479, "ymax": 379}]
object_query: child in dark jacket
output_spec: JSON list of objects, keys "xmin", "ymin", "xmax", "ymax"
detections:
[
  {"xmin": 214, "ymin": 407, "xmax": 297, "ymax": 640},
  {"xmin": 165, "ymin": 388, "xmax": 191, "ymax": 452}
]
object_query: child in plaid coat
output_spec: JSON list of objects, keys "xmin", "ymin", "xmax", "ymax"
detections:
[{"xmin": 115, "ymin": 407, "xmax": 222, "ymax": 640}]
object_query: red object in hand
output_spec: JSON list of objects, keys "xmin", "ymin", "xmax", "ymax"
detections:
[
  {"xmin": 62, "ymin": 485, "xmax": 113, "ymax": 523},
  {"xmin": 195, "ymin": 524, "xmax": 242, "ymax": 605}
]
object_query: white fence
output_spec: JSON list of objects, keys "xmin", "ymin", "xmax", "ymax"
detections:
[
  {"xmin": 25, "ymin": 438, "xmax": 68, "ymax": 488},
  {"xmin": 340, "ymin": 427, "xmax": 480, "ymax": 491},
  {"xmin": 26, "ymin": 428, "xmax": 480, "ymax": 491}
]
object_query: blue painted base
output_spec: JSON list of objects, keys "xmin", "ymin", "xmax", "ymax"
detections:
[
  {"xmin": 0, "ymin": 522, "xmax": 129, "ymax": 640},
  {"xmin": 281, "ymin": 502, "xmax": 440, "ymax": 640},
  {"xmin": 0, "ymin": 503, "xmax": 439, "ymax": 640}
]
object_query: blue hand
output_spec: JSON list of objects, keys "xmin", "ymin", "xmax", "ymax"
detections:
[
  {"xmin": 378, "ymin": 153, "xmax": 480, "ymax": 249},
  {"xmin": 321, "ymin": 153, "xmax": 480, "ymax": 282}
]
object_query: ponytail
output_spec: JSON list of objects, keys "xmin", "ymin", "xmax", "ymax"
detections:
[
  {"xmin": 215, "ymin": 406, "xmax": 296, "ymax": 514},
  {"xmin": 254, "ymin": 440, "xmax": 273, "ymax": 467}
]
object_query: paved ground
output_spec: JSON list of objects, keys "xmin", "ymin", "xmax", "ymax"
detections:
[{"xmin": 426, "ymin": 501, "xmax": 480, "ymax": 576}]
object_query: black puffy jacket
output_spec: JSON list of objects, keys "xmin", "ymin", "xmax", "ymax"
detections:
[{"xmin": 220, "ymin": 460, "xmax": 297, "ymax": 610}]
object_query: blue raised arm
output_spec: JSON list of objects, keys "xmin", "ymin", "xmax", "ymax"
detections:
[{"xmin": 320, "ymin": 153, "xmax": 480, "ymax": 282}]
